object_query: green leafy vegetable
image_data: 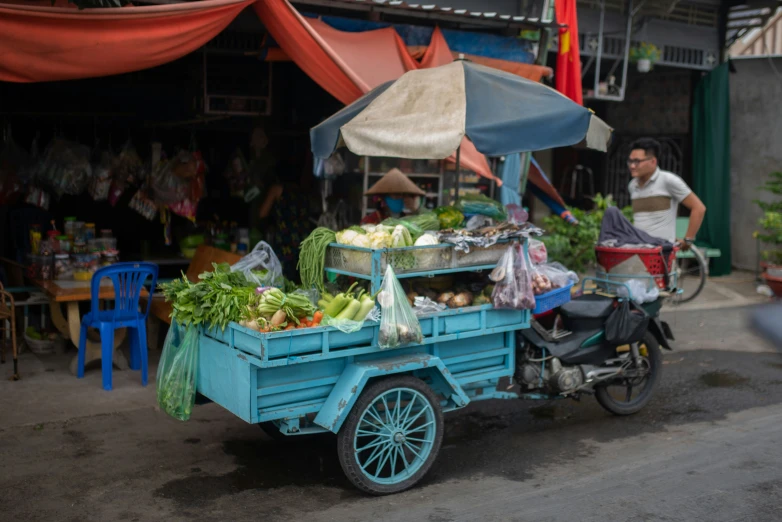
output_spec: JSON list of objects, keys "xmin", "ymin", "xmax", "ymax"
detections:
[{"xmin": 158, "ymin": 263, "xmax": 255, "ymax": 331}]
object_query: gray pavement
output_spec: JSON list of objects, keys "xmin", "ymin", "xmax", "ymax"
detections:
[{"xmin": 1, "ymin": 298, "xmax": 780, "ymax": 522}]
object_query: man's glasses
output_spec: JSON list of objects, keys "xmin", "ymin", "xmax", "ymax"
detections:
[{"xmin": 627, "ymin": 157, "xmax": 653, "ymax": 167}]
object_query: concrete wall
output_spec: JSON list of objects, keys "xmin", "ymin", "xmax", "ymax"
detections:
[{"xmin": 729, "ymin": 57, "xmax": 782, "ymax": 271}]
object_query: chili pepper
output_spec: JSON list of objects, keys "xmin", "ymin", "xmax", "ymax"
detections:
[
  {"xmin": 324, "ymin": 282, "xmax": 358, "ymax": 317},
  {"xmin": 353, "ymin": 295, "xmax": 376, "ymax": 322},
  {"xmin": 336, "ymin": 298, "xmax": 361, "ymax": 320},
  {"xmin": 317, "ymin": 299, "xmax": 331, "ymax": 310}
]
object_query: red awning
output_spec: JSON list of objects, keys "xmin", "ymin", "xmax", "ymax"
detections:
[{"xmin": 0, "ymin": 0, "xmax": 252, "ymax": 83}]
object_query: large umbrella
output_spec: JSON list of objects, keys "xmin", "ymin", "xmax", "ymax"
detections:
[{"xmin": 311, "ymin": 60, "xmax": 612, "ymax": 161}]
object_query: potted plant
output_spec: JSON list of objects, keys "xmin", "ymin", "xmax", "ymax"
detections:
[
  {"xmin": 755, "ymin": 171, "xmax": 782, "ymax": 295},
  {"xmin": 629, "ymin": 42, "xmax": 661, "ymax": 73}
]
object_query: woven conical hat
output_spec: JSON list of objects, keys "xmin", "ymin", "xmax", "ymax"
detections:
[{"xmin": 365, "ymin": 168, "xmax": 426, "ymax": 196}]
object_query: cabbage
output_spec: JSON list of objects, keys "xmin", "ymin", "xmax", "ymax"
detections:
[
  {"xmin": 369, "ymin": 230, "xmax": 393, "ymax": 249},
  {"xmin": 414, "ymin": 233, "xmax": 440, "ymax": 268},
  {"xmin": 352, "ymin": 234, "xmax": 371, "ymax": 248},
  {"xmin": 391, "ymin": 225, "xmax": 413, "ymax": 248},
  {"xmin": 336, "ymin": 229, "xmax": 358, "ymax": 245}
]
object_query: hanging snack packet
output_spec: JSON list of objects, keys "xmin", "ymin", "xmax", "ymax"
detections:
[{"xmin": 377, "ymin": 265, "xmax": 423, "ymax": 349}]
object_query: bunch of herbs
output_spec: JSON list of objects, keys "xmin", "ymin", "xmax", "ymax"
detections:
[{"xmin": 158, "ymin": 263, "xmax": 255, "ymax": 331}]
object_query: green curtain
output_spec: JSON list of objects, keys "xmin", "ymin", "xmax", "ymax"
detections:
[{"xmin": 692, "ymin": 63, "xmax": 732, "ymax": 276}]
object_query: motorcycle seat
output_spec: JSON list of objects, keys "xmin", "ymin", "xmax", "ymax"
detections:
[{"xmin": 559, "ymin": 294, "xmax": 615, "ymax": 320}]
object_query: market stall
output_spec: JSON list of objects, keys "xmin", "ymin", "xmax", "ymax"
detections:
[{"xmin": 153, "ymin": 60, "xmax": 618, "ymax": 495}]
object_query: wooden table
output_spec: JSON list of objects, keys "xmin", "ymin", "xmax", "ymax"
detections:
[{"xmin": 33, "ymin": 279, "xmax": 146, "ymax": 376}]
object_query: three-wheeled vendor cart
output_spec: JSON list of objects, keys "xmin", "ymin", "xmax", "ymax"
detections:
[{"xmin": 197, "ymin": 240, "xmax": 534, "ymax": 494}]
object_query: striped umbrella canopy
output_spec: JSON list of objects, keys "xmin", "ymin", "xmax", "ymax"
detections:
[{"xmin": 311, "ymin": 60, "xmax": 612, "ymax": 161}]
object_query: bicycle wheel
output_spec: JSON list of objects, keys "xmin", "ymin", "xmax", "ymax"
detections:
[{"xmin": 673, "ymin": 245, "xmax": 707, "ymax": 303}]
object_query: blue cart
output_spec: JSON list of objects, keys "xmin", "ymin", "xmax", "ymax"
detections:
[{"xmin": 196, "ymin": 240, "xmax": 539, "ymax": 495}]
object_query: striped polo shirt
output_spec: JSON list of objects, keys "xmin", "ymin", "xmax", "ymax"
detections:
[{"xmin": 628, "ymin": 168, "xmax": 692, "ymax": 242}]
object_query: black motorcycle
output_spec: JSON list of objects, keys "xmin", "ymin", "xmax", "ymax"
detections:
[{"xmin": 516, "ymin": 279, "xmax": 675, "ymax": 415}]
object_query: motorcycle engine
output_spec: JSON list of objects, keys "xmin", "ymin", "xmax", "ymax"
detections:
[{"xmin": 516, "ymin": 347, "xmax": 584, "ymax": 394}]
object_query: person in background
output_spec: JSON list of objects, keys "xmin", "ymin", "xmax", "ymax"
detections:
[
  {"xmin": 260, "ymin": 151, "xmax": 317, "ymax": 280},
  {"xmin": 360, "ymin": 168, "xmax": 426, "ymax": 225},
  {"xmin": 627, "ymin": 138, "xmax": 706, "ymax": 248}
]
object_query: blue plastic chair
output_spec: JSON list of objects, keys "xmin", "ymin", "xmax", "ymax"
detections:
[{"xmin": 77, "ymin": 262, "xmax": 159, "ymax": 391}]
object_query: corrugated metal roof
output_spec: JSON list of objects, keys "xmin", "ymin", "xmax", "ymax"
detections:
[{"xmin": 292, "ymin": 0, "xmax": 560, "ymax": 29}]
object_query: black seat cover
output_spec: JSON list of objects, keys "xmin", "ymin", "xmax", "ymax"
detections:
[{"xmin": 560, "ymin": 294, "xmax": 615, "ymax": 320}]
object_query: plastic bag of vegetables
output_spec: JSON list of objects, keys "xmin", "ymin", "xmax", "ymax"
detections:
[
  {"xmin": 377, "ymin": 265, "xmax": 424, "ymax": 349},
  {"xmin": 389, "ymin": 225, "xmax": 416, "ymax": 271},
  {"xmin": 433, "ymin": 206, "xmax": 465, "ymax": 229},
  {"xmin": 230, "ymin": 241, "xmax": 284, "ymax": 288},
  {"xmin": 320, "ymin": 283, "xmax": 378, "ymax": 334},
  {"xmin": 454, "ymin": 193, "xmax": 507, "ymax": 221},
  {"xmin": 156, "ymin": 321, "xmax": 199, "ymax": 421},
  {"xmin": 489, "ymin": 243, "xmax": 535, "ymax": 310}
]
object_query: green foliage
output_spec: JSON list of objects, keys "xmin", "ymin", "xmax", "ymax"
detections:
[
  {"xmin": 629, "ymin": 42, "xmax": 662, "ymax": 63},
  {"xmin": 540, "ymin": 194, "xmax": 633, "ymax": 274},
  {"xmin": 755, "ymin": 172, "xmax": 782, "ymax": 265}
]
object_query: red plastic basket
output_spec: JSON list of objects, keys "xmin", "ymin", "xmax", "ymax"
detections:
[{"xmin": 595, "ymin": 246, "xmax": 678, "ymax": 289}]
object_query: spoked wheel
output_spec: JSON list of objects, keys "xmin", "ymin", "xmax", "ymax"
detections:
[
  {"xmin": 337, "ymin": 376, "xmax": 443, "ymax": 495},
  {"xmin": 595, "ymin": 332, "xmax": 662, "ymax": 416},
  {"xmin": 672, "ymin": 245, "xmax": 707, "ymax": 304}
]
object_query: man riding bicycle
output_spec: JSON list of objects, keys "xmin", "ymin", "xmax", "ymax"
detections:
[{"xmin": 627, "ymin": 138, "xmax": 706, "ymax": 249}]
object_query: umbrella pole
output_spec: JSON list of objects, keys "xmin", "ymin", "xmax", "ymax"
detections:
[{"xmin": 455, "ymin": 145, "xmax": 461, "ymax": 201}]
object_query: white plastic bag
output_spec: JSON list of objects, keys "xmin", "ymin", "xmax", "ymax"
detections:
[
  {"xmin": 536, "ymin": 262, "xmax": 579, "ymax": 288},
  {"xmin": 617, "ymin": 279, "xmax": 659, "ymax": 305},
  {"xmin": 230, "ymin": 241, "xmax": 284, "ymax": 287}
]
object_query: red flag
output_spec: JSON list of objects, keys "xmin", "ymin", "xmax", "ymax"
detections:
[{"xmin": 555, "ymin": 0, "xmax": 583, "ymax": 105}]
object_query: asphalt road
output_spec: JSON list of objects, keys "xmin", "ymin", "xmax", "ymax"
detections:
[{"xmin": 1, "ymin": 307, "xmax": 781, "ymax": 522}]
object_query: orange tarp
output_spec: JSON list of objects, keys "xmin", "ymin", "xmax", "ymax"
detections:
[
  {"xmin": 254, "ymin": 1, "xmax": 499, "ymax": 183},
  {"xmin": 0, "ymin": 0, "xmax": 253, "ymax": 83}
]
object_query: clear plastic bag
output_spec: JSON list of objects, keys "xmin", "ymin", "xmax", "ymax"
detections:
[
  {"xmin": 412, "ymin": 296, "xmax": 446, "ymax": 316},
  {"xmin": 150, "ymin": 159, "xmax": 189, "ymax": 204},
  {"xmin": 506, "ymin": 204, "xmax": 529, "ymax": 225},
  {"xmin": 156, "ymin": 322, "xmax": 199, "ymax": 421},
  {"xmin": 616, "ymin": 279, "xmax": 659, "ymax": 305},
  {"xmin": 35, "ymin": 138, "xmax": 93, "ymax": 196},
  {"xmin": 377, "ymin": 265, "xmax": 423, "ymax": 349},
  {"xmin": 528, "ymin": 238, "xmax": 548, "ymax": 265},
  {"xmin": 532, "ymin": 262, "xmax": 579, "ymax": 295},
  {"xmin": 490, "ymin": 243, "xmax": 536, "ymax": 310},
  {"xmin": 230, "ymin": 241, "xmax": 284, "ymax": 288},
  {"xmin": 89, "ymin": 151, "xmax": 114, "ymax": 201}
]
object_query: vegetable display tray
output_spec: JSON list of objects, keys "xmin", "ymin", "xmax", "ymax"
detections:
[
  {"xmin": 324, "ymin": 240, "xmax": 518, "ymax": 294},
  {"xmin": 201, "ymin": 304, "xmax": 529, "ymax": 368}
]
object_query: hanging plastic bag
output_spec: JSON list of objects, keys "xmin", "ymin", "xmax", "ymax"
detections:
[
  {"xmin": 114, "ymin": 141, "xmax": 146, "ymax": 185},
  {"xmin": 129, "ymin": 189, "xmax": 158, "ymax": 221},
  {"xmin": 89, "ymin": 150, "xmax": 114, "ymax": 201},
  {"xmin": 378, "ymin": 265, "xmax": 423, "ymax": 349},
  {"xmin": 150, "ymin": 159, "xmax": 189, "ymax": 204},
  {"xmin": 490, "ymin": 243, "xmax": 536, "ymax": 310},
  {"xmin": 605, "ymin": 300, "xmax": 649, "ymax": 345},
  {"xmin": 156, "ymin": 321, "xmax": 200, "ymax": 421},
  {"xmin": 35, "ymin": 138, "xmax": 93, "ymax": 196},
  {"xmin": 230, "ymin": 241, "xmax": 284, "ymax": 287}
]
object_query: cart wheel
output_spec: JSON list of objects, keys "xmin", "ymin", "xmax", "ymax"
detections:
[{"xmin": 337, "ymin": 375, "xmax": 443, "ymax": 495}]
